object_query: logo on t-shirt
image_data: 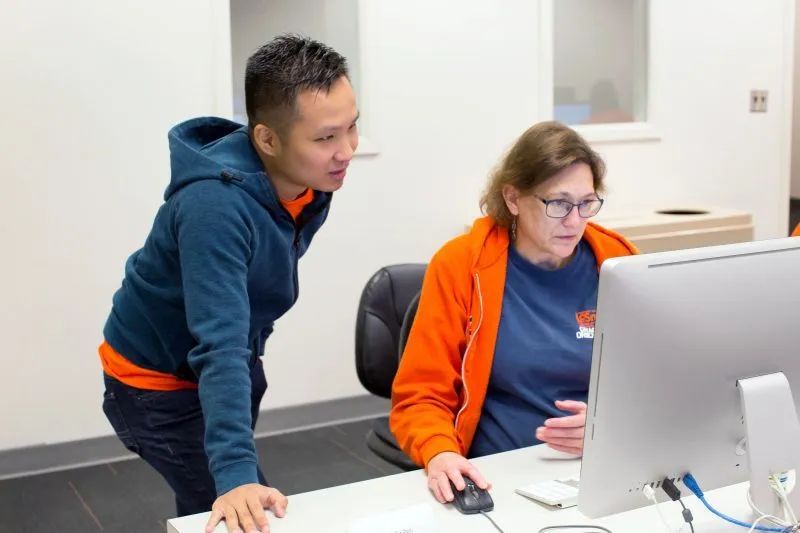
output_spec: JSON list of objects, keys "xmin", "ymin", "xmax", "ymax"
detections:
[{"xmin": 575, "ymin": 310, "xmax": 596, "ymax": 339}]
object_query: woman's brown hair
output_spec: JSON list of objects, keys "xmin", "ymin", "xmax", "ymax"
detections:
[{"xmin": 479, "ymin": 121, "xmax": 606, "ymax": 227}]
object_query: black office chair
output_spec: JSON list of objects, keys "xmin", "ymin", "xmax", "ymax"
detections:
[
  {"xmin": 355, "ymin": 264, "xmax": 426, "ymax": 471},
  {"xmin": 399, "ymin": 291, "xmax": 420, "ymax": 357}
]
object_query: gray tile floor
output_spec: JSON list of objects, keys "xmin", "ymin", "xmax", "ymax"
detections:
[{"xmin": 0, "ymin": 418, "xmax": 406, "ymax": 533}]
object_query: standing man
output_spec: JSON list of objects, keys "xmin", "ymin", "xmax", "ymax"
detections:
[{"xmin": 99, "ymin": 34, "xmax": 359, "ymax": 533}]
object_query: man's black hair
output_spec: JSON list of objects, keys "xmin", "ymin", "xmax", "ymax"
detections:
[{"xmin": 245, "ymin": 34, "xmax": 349, "ymax": 138}]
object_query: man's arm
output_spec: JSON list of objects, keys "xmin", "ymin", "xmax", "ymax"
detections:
[{"xmin": 174, "ymin": 184, "xmax": 259, "ymax": 496}]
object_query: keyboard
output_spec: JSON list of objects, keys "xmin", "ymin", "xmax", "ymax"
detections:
[{"xmin": 515, "ymin": 477, "xmax": 580, "ymax": 508}]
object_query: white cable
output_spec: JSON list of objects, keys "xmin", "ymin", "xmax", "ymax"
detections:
[
  {"xmin": 776, "ymin": 491, "xmax": 796, "ymax": 525},
  {"xmin": 779, "ymin": 470, "xmax": 797, "ymax": 495},
  {"xmin": 454, "ymin": 273, "xmax": 482, "ymax": 429},
  {"xmin": 748, "ymin": 514, "xmax": 785, "ymax": 533},
  {"xmin": 772, "ymin": 476, "xmax": 797, "ymax": 525},
  {"xmin": 747, "ymin": 489, "xmax": 788, "ymax": 528},
  {"xmin": 643, "ymin": 485, "xmax": 675, "ymax": 533},
  {"xmin": 743, "ymin": 472, "xmax": 800, "ymax": 531}
]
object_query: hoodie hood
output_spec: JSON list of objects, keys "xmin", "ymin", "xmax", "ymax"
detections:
[
  {"xmin": 165, "ymin": 117, "xmax": 322, "ymax": 214},
  {"xmin": 467, "ymin": 216, "xmax": 509, "ymax": 271}
]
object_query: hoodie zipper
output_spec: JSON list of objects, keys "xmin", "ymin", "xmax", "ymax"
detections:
[
  {"xmin": 223, "ymin": 170, "xmax": 328, "ymax": 306},
  {"xmin": 286, "ymin": 199, "xmax": 329, "ymax": 304},
  {"xmin": 454, "ymin": 272, "xmax": 484, "ymax": 433}
]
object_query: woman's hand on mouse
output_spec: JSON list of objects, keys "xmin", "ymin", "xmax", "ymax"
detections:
[
  {"xmin": 425, "ymin": 451, "xmax": 491, "ymax": 504},
  {"xmin": 535, "ymin": 400, "xmax": 587, "ymax": 456},
  {"xmin": 205, "ymin": 483, "xmax": 288, "ymax": 533}
]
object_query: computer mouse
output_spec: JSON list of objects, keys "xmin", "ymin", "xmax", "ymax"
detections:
[{"xmin": 449, "ymin": 475, "xmax": 494, "ymax": 514}]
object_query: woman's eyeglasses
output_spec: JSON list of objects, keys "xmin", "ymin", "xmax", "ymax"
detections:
[{"xmin": 536, "ymin": 197, "xmax": 604, "ymax": 219}]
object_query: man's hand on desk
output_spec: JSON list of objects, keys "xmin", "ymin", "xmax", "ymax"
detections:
[
  {"xmin": 426, "ymin": 451, "xmax": 491, "ymax": 504},
  {"xmin": 536, "ymin": 400, "xmax": 587, "ymax": 456},
  {"xmin": 205, "ymin": 484, "xmax": 288, "ymax": 533}
]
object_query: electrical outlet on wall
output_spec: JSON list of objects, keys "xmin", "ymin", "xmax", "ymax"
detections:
[{"xmin": 750, "ymin": 90, "xmax": 768, "ymax": 112}]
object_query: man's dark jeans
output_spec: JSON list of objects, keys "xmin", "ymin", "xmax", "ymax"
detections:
[{"xmin": 102, "ymin": 359, "xmax": 268, "ymax": 517}]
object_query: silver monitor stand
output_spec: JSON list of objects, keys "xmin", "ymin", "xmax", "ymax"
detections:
[{"xmin": 738, "ymin": 372, "xmax": 800, "ymax": 516}]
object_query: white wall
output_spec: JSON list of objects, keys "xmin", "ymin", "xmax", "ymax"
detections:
[
  {"xmin": 792, "ymin": 0, "xmax": 800, "ymax": 198},
  {"xmin": 0, "ymin": 0, "xmax": 793, "ymax": 451},
  {"xmin": 589, "ymin": 0, "xmax": 792, "ymax": 238},
  {"xmin": 0, "ymin": 1, "xmax": 221, "ymax": 450}
]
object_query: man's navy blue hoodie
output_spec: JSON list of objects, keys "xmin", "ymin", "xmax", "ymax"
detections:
[{"xmin": 103, "ymin": 117, "xmax": 332, "ymax": 496}]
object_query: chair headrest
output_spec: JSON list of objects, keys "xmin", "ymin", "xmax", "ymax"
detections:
[{"xmin": 355, "ymin": 263, "xmax": 427, "ymax": 398}]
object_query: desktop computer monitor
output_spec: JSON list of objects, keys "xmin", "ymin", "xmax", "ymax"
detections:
[{"xmin": 578, "ymin": 236, "xmax": 800, "ymax": 520}]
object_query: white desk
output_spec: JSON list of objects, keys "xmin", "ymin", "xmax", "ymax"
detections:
[{"xmin": 168, "ymin": 445, "xmax": 760, "ymax": 533}]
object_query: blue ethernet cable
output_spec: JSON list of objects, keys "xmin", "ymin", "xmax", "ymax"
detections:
[{"xmin": 682, "ymin": 473, "xmax": 789, "ymax": 532}]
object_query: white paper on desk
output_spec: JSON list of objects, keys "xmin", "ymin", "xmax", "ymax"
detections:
[{"xmin": 346, "ymin": 502, "xmax": 437, "ymax": 533}]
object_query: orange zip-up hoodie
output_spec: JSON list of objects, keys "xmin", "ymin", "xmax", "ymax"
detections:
[
  {"xmin": 390, "ymin": 215, "xmax": 638, "ymax": 468},
  {"xmin": 792, "ymin": 223, "xmax": 800, "ymax": 237}
]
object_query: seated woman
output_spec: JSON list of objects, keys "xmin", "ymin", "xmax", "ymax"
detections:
[{"xmin": 390, "ymin": 121, "xmax": 638, "ymax": 504}]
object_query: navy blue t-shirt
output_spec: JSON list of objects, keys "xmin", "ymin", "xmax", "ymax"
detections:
[{"xmin": 469, "ymin": 239, "xmax": 599, "ymax": 457}]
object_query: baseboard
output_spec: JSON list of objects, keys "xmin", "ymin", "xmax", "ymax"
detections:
[{"xmin": 0, "ymin": 394, "xmax": 390, "ymax": 481}]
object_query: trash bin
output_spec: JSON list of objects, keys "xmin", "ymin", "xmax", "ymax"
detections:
[{"xmin": 592, "ymin": 207, "xmax": 754, "ymax": 254}]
